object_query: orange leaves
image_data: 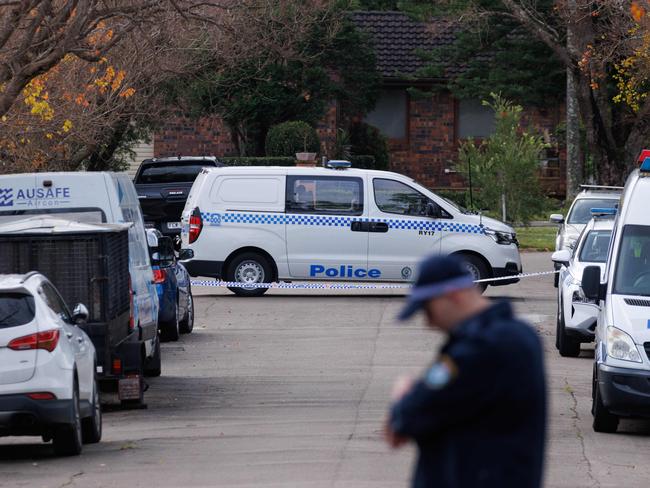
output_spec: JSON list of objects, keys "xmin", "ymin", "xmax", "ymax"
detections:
[
  {"xmin": 119, "ymin": 87, "xmax": 136, "ymax": 98},
  {"xmin": 632, "ymin": 2, "xmax": 646, "ymax": 22}
]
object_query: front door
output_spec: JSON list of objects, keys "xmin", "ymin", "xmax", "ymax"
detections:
[
  {"xmin": 285, "ymin": 174, "xmax": 369, "ymax": 280},
  {"xmin": 368, "ymin": 177, "xmax": 446, "ymax": 281}
]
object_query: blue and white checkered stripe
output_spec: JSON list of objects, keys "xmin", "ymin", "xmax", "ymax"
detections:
[{"xmin": 203, "ymin": 212, "xmax": 485, "ymax": 234}]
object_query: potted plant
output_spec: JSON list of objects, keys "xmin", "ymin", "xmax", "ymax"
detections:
[{"xmin": 295, "ymin": 133, "xmax": 317, "ymax": 164}]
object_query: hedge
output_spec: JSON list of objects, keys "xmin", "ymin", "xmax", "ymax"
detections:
[
  {"xmin": 222, "ymin": 157, "xmax": 296, "ymax": 167},
  {"xmin": 265, "ymin": 121, "xmax": 320, "ymax": 157}
]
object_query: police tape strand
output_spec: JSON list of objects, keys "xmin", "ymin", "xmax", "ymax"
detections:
[{"xmin": 190, "ymin": 270, "xmax": 559, "ymax": 290}]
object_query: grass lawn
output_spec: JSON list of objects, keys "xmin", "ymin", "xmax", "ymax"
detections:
[{"xmin": 515, "ymin": 226, "xmax": 557, "ymax": 252}]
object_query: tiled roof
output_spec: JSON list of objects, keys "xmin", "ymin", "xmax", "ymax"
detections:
[{"xmin": 351, "ymin": 11, "xmax": 458, "ymax": 80}]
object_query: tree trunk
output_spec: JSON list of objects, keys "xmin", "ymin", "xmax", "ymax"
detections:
[
  {"xmin": 566, "ymin": 68, "xmax": 582, "ymax": 198},
  {"xmin": 86, "ymin": 121, "xmax": 130, "ymax": 171}
]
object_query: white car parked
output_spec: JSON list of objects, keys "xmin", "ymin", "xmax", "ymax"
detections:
[
  {"xmin": 552, "ymin": 214, "xmax": 614, "ymax": 357},
  {"xmin": 0, "ymin": 273, "xmax": 101, "ymax": 455}
]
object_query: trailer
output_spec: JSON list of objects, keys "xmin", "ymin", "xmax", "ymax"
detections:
[{"xmin": 0, "ymin": 218, "xmax": 150, "ymax": 405}]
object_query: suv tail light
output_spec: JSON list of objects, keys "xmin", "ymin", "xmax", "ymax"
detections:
[
  {"xmin": 153, "ymin": 268, "xmax": 167, "ymax": 284},
  {"xmin": 8, "ymin": 329, "xmax": 60, "ymax": 352},
  {"xmin": 188, "ymin": 208, "xmax": 203, "ymax": 244},
  {"xmin": 27, "ymin": 392, "xmax": 57, "ymax": 400}
]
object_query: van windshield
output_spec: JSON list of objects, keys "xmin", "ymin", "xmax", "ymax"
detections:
[
  {"xmin": 613, "ymin": 225, "xmax": 650, "ymax": 296},
  {"xmin": 567, "ymin": 198, "xmax": 618, "ymax": 224},
  {"xmin": 0, "ymin": 208, "xmax": 105, "ymax": 226}
]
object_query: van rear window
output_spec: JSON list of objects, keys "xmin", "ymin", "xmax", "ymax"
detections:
[
  {"xmin": 0, "ymin": 293, "xmax": 36, "ymax": 329},
  {"xmin": 0, "ymin": 208, "xmax": 105, "ymax": 225}
]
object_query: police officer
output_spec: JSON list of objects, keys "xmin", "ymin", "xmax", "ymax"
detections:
[{"xmin": 385, "ymin": 255, "xmax": 546, "ymax": 488}]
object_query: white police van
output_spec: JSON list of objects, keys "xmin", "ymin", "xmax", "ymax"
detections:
[
  {"xmin": 582, "ymin": 150, "xmax": 650, "ymax": 432},
  {"xmin": 180, "ymin": 162, "xmax": 522, "ymax": 296},
  {"xmin": 0, "ymin": 172, "xmax": 160, "ymax": 379}
]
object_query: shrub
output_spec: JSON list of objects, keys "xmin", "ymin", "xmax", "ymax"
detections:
[
  {"xmin": 222, "ymin": 157, "xmax": 295, "ymax": 167},
  {"xmin": 349, "ymin": 122, "xmax": 389, "ymax": 170},
  {"xmin": 265, "ymin": 121, "xmax": 320, "ymax": 157}
]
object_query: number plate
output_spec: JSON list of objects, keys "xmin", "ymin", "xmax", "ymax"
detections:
[{"xmin": 167, "ymin": 222, "xmax": 181, "ymax": 229}]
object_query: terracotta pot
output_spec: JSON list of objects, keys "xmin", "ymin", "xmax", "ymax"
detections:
[{"xmin": 295, "ymin": 152, "xmax": 317, "ymax": 161}]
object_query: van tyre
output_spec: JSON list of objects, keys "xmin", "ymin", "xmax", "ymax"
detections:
[
  {"xmin": 160, "ymin": 302, "xmax": 180, "ymax": 342},
  {"xmin": 592, "ymin": 370, "xmax": 619, "ymax": 433},
  {"xmin": 144, "ymin": 335, "xmax": 162, "ymax": 377},
  {"xmin": 557, "ymin": 296, "xmax": 581, "ymax": 357},
  {"xmin": 82, "ymin": 376, "xmax": 102, "ymax": 444},
  {"xmin": 227, "ymin": 252, "xmax": 272, "ymax": 297},
  {"xmin": 180, "ymin": 290, "xmax": 194, "ymax": 334},
  {"xmin": 53, "ymin": 380, "xmax": 83, "ymax": 456},
  {"xmin": 458, "ymin": 254, "xmax": 488, "ymax": 293}
]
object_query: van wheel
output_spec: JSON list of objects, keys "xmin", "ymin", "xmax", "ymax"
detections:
[
  {"xmin": 53, "ymin": 380, "xmax": 83, "ymax": 456},
  {"xmin": 592, "ymin": 369, "xmax": 619, "ymax": 433},
  {"xmin": 458, "ymin": 254, "xmax": 488, "ymax": 293},
  {"xmin": 227, "ymin": 252, "xmax": 271, "ymax": 297}
]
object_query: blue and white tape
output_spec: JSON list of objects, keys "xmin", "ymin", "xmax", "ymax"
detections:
[{"xmin": 190, "ymin": 270, "xmax": 558, "ymax": 289}]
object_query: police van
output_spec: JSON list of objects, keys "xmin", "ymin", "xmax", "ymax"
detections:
[
  {"xmin": 0, "ymin": 172, "xmax": 160, "ymax": 386},
  {"xmin": 582, "ymin": 150, "xmax": 650, "ymax": 432},
  {"xmin": 180, "ymin": 162, "xmax": 522, "ymax": 296}
]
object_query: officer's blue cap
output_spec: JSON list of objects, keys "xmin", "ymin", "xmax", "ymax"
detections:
[{"xmin": 398, "ymin": 255, "xmax": 475, "ymax": 320}]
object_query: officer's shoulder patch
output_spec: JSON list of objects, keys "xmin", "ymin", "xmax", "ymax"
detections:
[{"xmin": 424, "ymin": 355, "xmax": 458, "ymax": 390}]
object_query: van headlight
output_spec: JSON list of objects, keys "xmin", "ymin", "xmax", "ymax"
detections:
[
  {"xmin": 607, "ymin": 326, "xmax": 642, "ymax": 363},
  {"xmin": 484, "ymin": 228, "xmax": 517, "ymax": 246}
]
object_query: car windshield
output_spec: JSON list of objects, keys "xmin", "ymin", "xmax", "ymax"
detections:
[
  {"xmin": 567, "ymin": 198, "xmax": 618, "ymax": 224},
  {"xmin": 0, "ymin": 208, "xmax": 105, "ymax": 226},
  {"xmin": 613, "ymin": 225, "xmax": 650, "ymax": 296},
  {"xmin": 136, "ymin": 163, "xmax": 211, "ymax": 184},
  {"xmin": 578, "ymin": 230, "xmax": 611, "ymax": 263},
  {"xmin": 0, "ymin": 293, "xmax": 35, "ymax": 328}
]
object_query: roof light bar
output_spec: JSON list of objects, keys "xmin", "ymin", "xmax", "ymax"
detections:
[
  {"xmin": 326, "ymin": 160, "xmax": 352, "ymax": 170},
  {"xmin": 641, "ymin": 156, "xmax": 650, "ymax": 174},
  {"xmin": 590, "ymin": 207, "xmax": 617, "ymax": 217}
]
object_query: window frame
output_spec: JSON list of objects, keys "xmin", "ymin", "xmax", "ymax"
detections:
[
  {"xmin": 363, "ymin": 88, "xmax": 410, "ymax": 143},
  {"xmin": 372, "ymin": 178, "xmax": 452, "ymax": 219},
  {"xmin": 39, "ymin": 283, "xmax": 73, "ymax": 324},
  {"xmin": 285, "ymin": 175, "xmax": 364, "ymax": 216}
]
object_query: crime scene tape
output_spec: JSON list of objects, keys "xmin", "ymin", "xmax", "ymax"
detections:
[{"xmin": 190, "ymin": 270, "xmax": 558, "ymax": 289}]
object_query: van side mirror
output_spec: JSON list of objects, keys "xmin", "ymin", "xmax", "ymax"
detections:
[
  {"xmin": 551, "ymin": 249, "xmax": 571, "ymax": 266},
  {"xmin": 72, "ymin": 303, "xmax": 89, "ymax": 324},
  {"xmin": 582, "ymin": 266, "xmax": 602, "ymax": 301},
  {"xmin": 550, "ymin": 213, "xmax": 565, "ymax": 224},
  {"xmin": 179, "ymin": 249, "xmax": 194, "ymax": 261}
]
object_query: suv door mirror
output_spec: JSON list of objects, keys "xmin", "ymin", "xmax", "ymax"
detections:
[
  {"xmin": 179, "ymin": 248, "xmax": 194, "ymax": 261},
  {"xmin": 551, "ymin": 249, "xmax": 571, "ymax": 266},
  {"xmin": 156, "ymin": 236, "xmax": 175, "ymax": 267},
  {"xmin": 72, "ymin": 303, "xmax": 89, "ymax": 324},
  {"xmin": 550, "ymin": 213, "xmax": 565, "ymax": 224},
  {"xmin": 582, "ymin": 266, "xmax": 602, "ymax": 301}
]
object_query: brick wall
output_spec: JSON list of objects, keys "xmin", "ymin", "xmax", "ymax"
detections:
[{"xmin": 154, "ymin": 115, "xmax": 236, "ymax": 158}]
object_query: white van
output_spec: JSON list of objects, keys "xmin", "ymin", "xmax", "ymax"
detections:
[
  {"xmin": 0, "ymin": 172, "xmax": 159, "ymax": 378},
  {"xmin": 180, "ymin": 163, "xmax": 522, "ymax": 296},
  {"xmin": 582, "ymin": 150, "xmax": 650, "ymax": 432}
]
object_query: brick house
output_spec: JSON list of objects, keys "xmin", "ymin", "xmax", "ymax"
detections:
[{"xmin": 144, "ymin": 11, "xmax": 566, "ymax": 197}]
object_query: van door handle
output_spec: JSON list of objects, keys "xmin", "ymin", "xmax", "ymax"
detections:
[
  {"xmin": 350, "ymin": 221, "xmax": 370, "ymax": 232},
  {"xmin": 369, "ymin": 222, "xmax": 389, "ymax": 233}
]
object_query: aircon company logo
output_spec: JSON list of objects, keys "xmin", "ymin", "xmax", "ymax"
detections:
[{"xmin": 0, "ymin": 188, "xmax": 13, "ymax": 207}]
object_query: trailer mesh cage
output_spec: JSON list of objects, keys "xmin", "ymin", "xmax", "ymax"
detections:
[{"xmin": 0, "ymin": 230, "xmax": 130, "ymax": 323}]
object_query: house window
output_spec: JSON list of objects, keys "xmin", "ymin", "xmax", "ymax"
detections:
[
  {"xmin": 457, "ymin": 99, "xmax": 495, "ymax": 139},
  {"xmin": 364, "ymin": 89, "xmax": 407, "ymax": 139}
]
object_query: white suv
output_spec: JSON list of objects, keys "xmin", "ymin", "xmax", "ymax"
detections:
[{"xmin": 0, "ymin": 273, "xmax": 101, "ymax": 455}]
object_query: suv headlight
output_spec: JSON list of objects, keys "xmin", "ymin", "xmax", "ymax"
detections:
[
  {"xmin": 484, "ymin": 228, "xmax": 518, "ymax": 246},
  {"xmin": 606, "ymin": 326, "xmax": 642, "ymax": 363}
]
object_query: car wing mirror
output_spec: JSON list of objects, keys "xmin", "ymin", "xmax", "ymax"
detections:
[
  {"xmin": 582, "ymin": 266, "xmax": 603, "ymax": 301},
  {"xmin": 550, "ymin": 213, "xmax": 565, "ymax": 224},
  {"xmin": 179, "ymin": 248, "xmax": 194, "ymax": 261},
  {"xmin": 72, "ymin": 303, "xmax": 89, "ymax": 324},
  {"xmin": 551, "ymin": 249, "xmax": 571, "ymax": 266}
]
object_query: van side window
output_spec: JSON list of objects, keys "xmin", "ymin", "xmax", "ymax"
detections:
[
  {"xmin": 373, "ymin": 179, "xmax": 450, "ymax": 218},
  {"xmin": 286, "ymin": 176, "xmax": 363, "ymax": 216}
]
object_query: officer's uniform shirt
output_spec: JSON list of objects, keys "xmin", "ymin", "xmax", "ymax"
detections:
[{"xmin": 390, "ymin": 301, "xmax": 546, "ymax": 488}]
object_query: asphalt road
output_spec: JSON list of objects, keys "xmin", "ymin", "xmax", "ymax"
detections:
[{"xmin": 1, "ymin": 252, "xmax": 650, "ymax": 487}]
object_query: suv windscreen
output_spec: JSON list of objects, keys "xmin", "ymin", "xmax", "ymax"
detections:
[
  {"xmin": 613, "ymin": 225, "xmax": 650, "ymax": 296},
  {"xmin": 567, "ymin": 198, "xmax": 618, "ymax": 224},
  {"xmin": 0, "ymin": 208, "xmax": 105, "ymax": 226},
  {"xmin": 136, "ymin": 163, "xmax": 214, "ymax": 184},
  {"xmin": 578, "ymin": 230, "xmax": 611, "ymax": 263},
  {"xmin": 0, "ymin": 293, "xmax": 36, "ymax": 328}
]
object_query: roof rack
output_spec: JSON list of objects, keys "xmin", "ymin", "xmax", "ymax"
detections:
[
  {"xmin": 580, "ymin": 184, "xmax": 623, "ymax": 191},
  {"xmin": 19, "ymin": 271, "xmax": 40, "ymax": 283}
]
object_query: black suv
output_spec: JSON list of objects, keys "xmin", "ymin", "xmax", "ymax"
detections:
[{"xmin": 134, "ymin": 156, "xmax": 224, "ymax": 236}]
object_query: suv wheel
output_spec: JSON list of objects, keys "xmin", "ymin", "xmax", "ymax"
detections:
[
  {"xmin": 180, "ymin": 291, "xmax": 194, "ymax": 334},
  {"xmin": 160, "ymin": 300, "xmax": 180, "ymax": 342},
  {"xmin": 82, "ymin": 375, "xmax": 102, "ymax": 444},
  {"xmin": 227, "ymin": 252, "xmax": 272, "ymax": 297},
  {"xmin": 53, "ymin": 380, "xmax": 83, "ymax": 456},
  {"xmin": 144, "ymin": 334, "xmax": 162, "ymax": 377},
  {"xmin": 557, "ymin": 296, "xmax": 580, "ymax": 357}
]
